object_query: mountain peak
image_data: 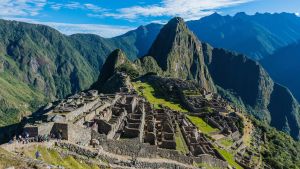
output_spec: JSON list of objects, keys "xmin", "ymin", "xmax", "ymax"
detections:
[
  {"xmin": 166, "ymin": 17, "xmax": 187, "ymax": 31},
  {"xmin": 145, "ymin": 17, "xmax": 215, "ymax": 91},
  {"xmin": 95, "ymin": 49, "xmax": 129, "ymax": 85}
]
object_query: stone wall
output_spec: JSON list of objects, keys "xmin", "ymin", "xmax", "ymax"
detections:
[
  {"xmin": 193, "ymin": 154, "xmax": 228, "ymax": 168},
  {"xmin": 24, "ymin": 122, "xmax": 54, "ymax": 137},
  {"xmin": 65, "ymin": 98, "xmax": 99, "ymax": 121},
  {"xmin": 68, "ymin": 123, "xmax": 91, "ymax": 145},
  {"xmin": 51, "ymin": 123, "xmax": 68, "ymax": 139},
  {"xmin": 91, "ymin": 135, "xmax": 227, "ymax": 168}
]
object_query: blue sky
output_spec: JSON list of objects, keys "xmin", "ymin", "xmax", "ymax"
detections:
[{"xmin": 1, "ymin": 0, "xmax": 299, "ymax": 37}]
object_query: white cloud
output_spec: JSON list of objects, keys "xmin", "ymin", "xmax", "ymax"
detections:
[
  {"xmin": 49, "ymin": 2, "xmax": 105, "ymax": 13},
  {"xmin": 0, "ymin": 0, "xmax": 47, "ymax": 17},
  {"xmin": 2, "ymin": 17, "xmax": 134, "ymax": 38},
  {"xmin": 104, "ymin": 0, "xmax": 254, "ymax": 21}
]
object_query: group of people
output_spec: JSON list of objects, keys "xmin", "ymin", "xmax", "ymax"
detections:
[{"xmin": 9, "ymin": 131, "xmax": 63, "ymax": 144}]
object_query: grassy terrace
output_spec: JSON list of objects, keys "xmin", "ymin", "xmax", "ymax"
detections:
[
  {"xmin": 216, "ymin": 148, "xmax": 243, "ymax": 169},
  {"xmin": 186, "ymin": 115, "xmax": 219, "ymax": 134},
  {"xmin": 132, "ymin": 81, "xmax": 187, "ymax": 112},
  {"xmin": 175, "ymin": 122, "xmax": 189, "ymax": 154},
  {"xmin": 24, "ymin": 145, "xmax": 100, "ymax": 169},
  {"xmin": 219, "ymin": 137, "xmax": 234, "ymax": 148}
]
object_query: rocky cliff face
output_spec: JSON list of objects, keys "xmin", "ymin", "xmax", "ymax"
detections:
[
  {"xmin": 145, "ymin": 17, "xmax": 215, "ymax": 92},
  {"xmin": 206, "ymin": 48, "xmax": 300, "ymax": 139},
  {"xmin": 261, "ymin": 41, "xmax": 300, "ymax": 102},
  {"xmin": 92, "ymin": 49, "xmax": 137, "ymax": 92}
]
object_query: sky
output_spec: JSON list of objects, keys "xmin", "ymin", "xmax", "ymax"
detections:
[{"xmin": 0, "ymin": 0, "xmax": 300, "ymax": 37}]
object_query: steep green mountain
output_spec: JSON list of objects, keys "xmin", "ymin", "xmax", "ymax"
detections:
[
  {"xmin": 0, "ymin": 19, "xmax": 160, "ymax": 127},
  {"xmin": 261, "ymin": 41, "xmax": 300, "ymax": 101},
  {"xmin": 207, "ymin": 48, "xmax": 300, "ymax": 139},
  {"xmin": 187, "ymin": 12, "xmax": 300, "ymax": 60},
  {"xmin": 92, "ymin": 49, "xmax": 137, "ymax": 92},
  {"xmin": 140, "ymin": 17, "xmax": 215, "ymax": 92},
  {"xmin": 133, "ymin": 17, "xmax": 300, "ymax": 140}
]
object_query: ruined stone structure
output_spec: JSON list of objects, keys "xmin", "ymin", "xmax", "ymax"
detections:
[{"xmin": 21, "ymin": 88, "xmax": 232, "ymax": 168}]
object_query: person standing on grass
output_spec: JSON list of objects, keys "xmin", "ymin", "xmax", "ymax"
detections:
[{"xmin": 35, "ymin": 150, "xmax": 41, "ymax": 159}]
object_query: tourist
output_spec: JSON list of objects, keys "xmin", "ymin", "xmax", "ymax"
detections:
[{"xmin": 35, "ymin": 150, "xmax": 41, "ymax": 159}]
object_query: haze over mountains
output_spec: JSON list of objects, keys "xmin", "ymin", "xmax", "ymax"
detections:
[{"xmin": 1, "ymin": 12, "xmax": 300, "ymax": 140}]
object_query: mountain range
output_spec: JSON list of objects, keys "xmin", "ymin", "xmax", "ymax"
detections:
[{"xmin": 1, "ymin": 13, "xmax": 300, "ymax": 140}]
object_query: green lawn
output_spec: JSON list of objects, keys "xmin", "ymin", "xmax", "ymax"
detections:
[
  {"xmin": 132, "ymin": 81, "xmax": 187, "ymax": 112},
  {"xmin": 175, "ymin": 123, "xmax": 189, "ymax": 154},
  {"xmin": 216, "ymin": 148, "xmax": 243, "ymax": 169},
  {"xmin": 186, "ymin": 115, "xmax": 219, "ymax": 134},
  {"xmin": 219, "ymin": 137, "xmax": 234, "ymax": 148},
  {"xmin": 25, "ymin": 145, "xmax": 99, "ymax": 169}
]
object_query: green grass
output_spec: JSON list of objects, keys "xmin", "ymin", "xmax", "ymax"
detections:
[
  {"xmin": 24, "ymin": 145, "xmax": 100, "ymax": 169},
  {"xmin": 133, "ymin": 81, "xmax": 187, "ymax": 112},
  {"xmin": 216, "ymin": 148, "xmax": 243, "ymax": 169},
  {"xmin": 175, "ymin": 123, "xmax": 189, "ymax": 154},
  {"xmin": 186, "ymin": 115, "xmax": 219, "ymax": 134},
  {"xmin": 0, "ymin": 147, "xmax": 29, "ymax": 168},
  {"xmin": 219, "ymin": 137, "xmax": 234, "ymax": 148}
]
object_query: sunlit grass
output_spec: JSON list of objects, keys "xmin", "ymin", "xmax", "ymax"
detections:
[
  {"xmin": 175, "ymin": 123, "xmax": 189, "ymax": 154},
  {"xmin": 132, "ymin": 81, "xmax": 187, "ymax": 112},
  {"xmin": 216, "ymin": 148, "xmax": 243, "ymax": 169},
  {"xmin": 186, "ymin": 115, "xmax": 219, "ymax": 134},
  {"xmin": 24, "ymin": 145, "xmax": 99, "ymax": 169},
  {"xmin": 219, "ymin": 137, "xmax": 234, "ymax": 148},
  {"xmin": 0, "ymin": 147, "xmax": 27, "ymax": 168}
]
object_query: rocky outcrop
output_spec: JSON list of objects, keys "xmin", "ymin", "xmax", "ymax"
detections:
[
  {"xmin": 144, "ymin": 17, "xmax": 215, "ymax": 92},
  {"xmin": 92, "ymin": 49, "xmax": 137, "ymax": 92}
]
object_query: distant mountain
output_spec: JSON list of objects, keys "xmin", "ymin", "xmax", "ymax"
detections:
[
  {"xmin": 0, "ymin": 19, "xmax": 160, "ymax": 126},
  {"xmin": 113, "ymin": 12, "xmax": 300, "ymax": 61},
  {"xmin": 261, "ymin": 41, "xmax": 300, "ymax": 101},
  {"xmin": 187, "ymin": 12, "xmax": 300, "ymax": 60}
]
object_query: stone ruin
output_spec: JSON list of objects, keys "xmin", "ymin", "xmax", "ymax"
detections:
[{"xmin": 21, "ymin": 89, "xmax": 230, "ymax": 168}]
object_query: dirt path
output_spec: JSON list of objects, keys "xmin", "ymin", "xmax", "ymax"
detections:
[{"xmin": 236, "ymin": 111, "xmax": 253, "ymax": 146}]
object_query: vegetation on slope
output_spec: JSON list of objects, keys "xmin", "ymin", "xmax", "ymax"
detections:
[
  {"xmin": 132, "ymin": 81, "xmax": 187, "ymax": 112},
  {"xmin": 24, "ymin": 145, "xmax": 100, "ymax": 169},
  {"xmin": 186, "ymin": 115, "xmax": 219, "ymax": 134},
  {"xmin": 0, "ymin": 70, "xmax": 46, "ymax": 126},
  {"xmin": 252, "ymin": 118, "xmax": 300, "ymax": 169},
  {"xmin": 187, "ymin": 12, "xmax": 300, "ymax": 60},
  {"xmin": 0, "ymin": 147, "xmax": 31, "ymax": 169},
  {"xmin": 215, "ymin": 148, "xmax": 242, "ymax": 169},
  {"xmin": 175, "ymin": 122, "xmax": 189, "ymax": 154}
]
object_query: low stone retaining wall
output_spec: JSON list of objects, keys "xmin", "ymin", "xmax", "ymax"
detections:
[{"xmin": 90, "ymin": 132, "xmax": 228, "ymax": 168}]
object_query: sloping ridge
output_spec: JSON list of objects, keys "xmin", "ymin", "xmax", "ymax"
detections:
[
  {"xmin": 206, "ymin": 47, "xmax": 300, "ymax": 140},
  {"xmin": 144, "ymin": 17, "xmax": 215, "ymax": 92}
]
